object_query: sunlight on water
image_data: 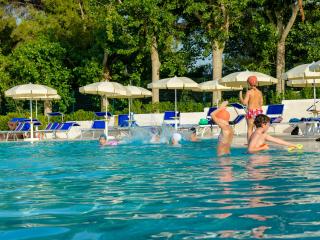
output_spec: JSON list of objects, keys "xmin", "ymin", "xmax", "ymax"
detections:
[{"xmin": 0, "ymin": 140, "xmax": 320, "ymax": 239}]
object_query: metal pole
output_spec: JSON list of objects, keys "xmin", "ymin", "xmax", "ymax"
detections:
[
  {"xmin": 128, "ymin": 98, "xmax": 131, "ymax": 127},
  {"xmin": 30, "ymin": 99, "xmax": 34, "ymax": 140},
  {"xmin": 174, "ymin": 89, "xmax": 178, "ymax": 130},
  {"xmin": 105, "ymin": 96, "xmax": 109, "ymax": 139},
  {"xmin": 313, "ymin": 79, "xmax": 316, "ymax": 111}
]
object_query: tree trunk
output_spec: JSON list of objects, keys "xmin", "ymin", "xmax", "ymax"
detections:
[
  {"xmin": 44, "ymin": 100, "xmax": 52, "ymax": 115},
  {"xmin": 275, "ymin": 4, "xmax": 299, "ymax": 94},
  {"xmin": 150, "ymin": 35, "xmax": 161, "ymax": 103},
  {"xmin": 101, "ymin": 51, "xmax": 111, "ymax": 112},
  {"xmin": 212, "ymin": 40, "xmax": 224, "ymax": 106},
  {"xmin": 276, "ymin": 41, "xmax": 286, "ymax": 93}
]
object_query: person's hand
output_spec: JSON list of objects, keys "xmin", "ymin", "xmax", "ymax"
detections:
[{"xmin": 220, "ymin": 101, "xmax": 228, "ymax": 108}]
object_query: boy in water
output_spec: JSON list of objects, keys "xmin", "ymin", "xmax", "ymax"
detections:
[
  {"xmin": 211, "ymin": 101, "xmax": 234, "ymax": 156},
  {"xmin": 248, "ymin": 114, "xmax": 301, "ymax": 153},
  {"xmin": 239, "ymin": 76, "xmax": 263, "ymax": 142}
]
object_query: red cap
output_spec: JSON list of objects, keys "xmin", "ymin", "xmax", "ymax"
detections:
[{"xmin": 247, "ymin": 76, "xmax": 258, "ymax": 86}]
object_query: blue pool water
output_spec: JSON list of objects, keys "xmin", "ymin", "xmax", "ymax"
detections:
[{"xmin": 1, "ymin": 140, "xmax": 320, "ymax": 239}]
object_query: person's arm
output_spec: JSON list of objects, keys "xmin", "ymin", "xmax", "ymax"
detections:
[
  {"xmin": 239, "ymin": 91, "xmax": 250, "ymax": 106},
  {"xmin": 265, "ymin": 134, "xmax": 296, "ymax": 147}
]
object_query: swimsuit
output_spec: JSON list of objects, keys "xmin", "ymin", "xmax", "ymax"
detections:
[
  {"xmin": 246, "ymin": 108, "xmax": 263, "ymax": 119},
  {"xmin": 106, "ymin": 140, "xmax": 118, "ymax": 146}
]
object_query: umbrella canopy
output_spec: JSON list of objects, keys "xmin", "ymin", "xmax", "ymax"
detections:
[
  {"xmin": 221, "ymin": 70, "xmax": 278, "ymax": 87},
  {"xmin": 195, "ymin": 80, "xmax": 243, "ymax": 92},
  {"xmin": 147, "ymin": 76, "xmax": 199, "ymax": 130},
  {"xmin": 12, "ymin": 94, "xmax": 61, "ymax": 100},
  {"xmin": 147, "ymin": 76, "xmax": 199, "ymax": 90},
  {"xmin": 309, "ymin": 61, "xmax": 320, "ymax": 72},
  {"xmin": 5, "ymin": 83, "xmax": 57, "ymax": 98},
  {"xmin": 5, "ymin": 83, "xmax": 58, "ymax": 142},
  {"xmin": 79, "ymin": 81, "xmax": 127, "ymax": 97},
  {"xmin": 112, "ymin": 86, "xmax": 152, "ymax": 99},
  {"xmin": 79, "ymin": 81, "xmax": 127, "ymax": 138},
  {"xmin": 287, "ymin": 79, "xmax": 320, "ymax": 112},
  {"xmin": 287, "ymin": 79, "xmax": 320, "ymax": 87},
  {"xmin": 284, "ymin": 64, "xmax": 320, "ymax": 80}
]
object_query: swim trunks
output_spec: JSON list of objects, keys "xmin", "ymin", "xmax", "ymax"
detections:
[{"xmin": 246, "ymin": 108, "xmax": 263, "ymax": 119}]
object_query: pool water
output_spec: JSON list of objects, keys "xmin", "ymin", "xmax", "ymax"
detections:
[{"xmin": 1, "ymin": 140, "xmax": 320, "ymax": 239}]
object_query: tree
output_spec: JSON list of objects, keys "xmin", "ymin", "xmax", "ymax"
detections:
[{"xmin": 184, "ymin": 0, "xmax": 249, "ymax": 104}]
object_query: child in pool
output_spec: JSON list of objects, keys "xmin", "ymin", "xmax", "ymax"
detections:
[
  {"xmin": 99, "ymin": 134, "xmax": 118, "ymax": 146},
  {"xmin": 248, "ymin": 114, "xmax": 301, "ymax": 153},
  {"xmin": 171, "ymin": 132, "xmax": 182, "ymax": 146},
  {"xmin": 211, "ymin": 101, "xmax": 234, "ymax": 156}
]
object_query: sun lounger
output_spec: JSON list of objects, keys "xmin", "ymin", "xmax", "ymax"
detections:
[
  {"xmin": 163, "ymin": 111, "xmax": 180, "ymax": 128},
  {"xmin": 53, "ymin": 122, "xmax": 80, "ymax": 138},
  {"xmin": 197, "ymin": 107, "xmax": 219, "ymax": 138}
]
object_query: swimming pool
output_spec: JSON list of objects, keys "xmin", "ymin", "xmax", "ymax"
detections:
[{"xmin": 0, "ymin": 140, "xmax": 320, "ymax": 239}]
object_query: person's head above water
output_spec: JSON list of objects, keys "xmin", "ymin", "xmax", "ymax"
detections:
[
  {"xmin": 190, "ymin": 127, "xmax": 196, "ymax": 134},
  {"xmin": 99, "ymin": 133, "xmax": 107, "ymax": 145},
  {"xmin": 247, "ymin": 75, "xmax": 258, "ymax": 87},
  {"xmin": 215, "ymin": 109, "xmax": 230, "ymax": 122},
  {"xmin": 171, "ymin": 132, "xmax": 182, "ymax": 145}
]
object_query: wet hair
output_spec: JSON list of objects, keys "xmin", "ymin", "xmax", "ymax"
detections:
[
  {"xmin": 190, "ymin": 127, "xmax": 196, "ymax": 134},
  {"xmin": 254, "ymin": 114, "xmax": 270, "ymax": 128},
  {"xmin": 99, "ymin": 133, "xmax": 107, "ymax": 140}
]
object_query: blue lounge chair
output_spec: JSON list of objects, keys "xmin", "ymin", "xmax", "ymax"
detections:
[
  {"xmin": 197, "ymin": 107, "xmax": 220, "ymax": 137},
  {"xmin": 80, "ymin": 120, "xmax": 107, "ymax": 139},
  {"xmin": 95, "ymin": 112, "xmax": 112, "ymax": 118},
  {"xmin": 266, "ymin": 104, "xmax": 284, "ymax": 124},
  {"xmin": 53, "ymin": 122, "xmax": 80, "ymax": 138},
  {"xmin": 163, "ymin": 111, "xmax": 180, "ymax": 128}
]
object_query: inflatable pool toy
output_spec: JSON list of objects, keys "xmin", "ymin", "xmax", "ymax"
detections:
[{"xmin": 288, "ymin": 144, "xmax": 303, "ymax": 152}]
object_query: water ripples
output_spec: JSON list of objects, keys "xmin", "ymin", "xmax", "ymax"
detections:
[{"xmin": 0, "ymin": 140, "xmax": 320, "ymax": 239}]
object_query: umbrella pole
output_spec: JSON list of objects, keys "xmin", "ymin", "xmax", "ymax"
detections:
[
  {"xmin": 175, "ymin": 89, "xmax": 178, "ymax": 131},
  {"xmin": 105, "ymin": 96, "xmax": 109, "ymax": 139},
  {"xmin": 128, "ymin": 98, "xmax": 131, "ymax": 127},
  {"xmin": 30, "ymin": 99, "xmax": 34, "ymax": 140},
  {"xmin": 313, "ymin": 79, "xmax": 316, "ymax": 111},
  {"xmin": 35, "ymin": 100, "xmax": 38, "ymax": 131}
]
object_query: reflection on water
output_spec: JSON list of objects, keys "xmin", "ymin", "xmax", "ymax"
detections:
[{"xmin": 0, "ymin": 141, "xmax": 320, "ymax": 239}]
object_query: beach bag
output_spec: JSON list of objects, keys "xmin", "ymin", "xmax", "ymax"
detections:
[
  {"xmin": 291, "ymin": 126, "xmax": 299, "ymax": 135},
  {"xmin": 199, "ymin": 118, "xmax": 208, "ymax": 125}
]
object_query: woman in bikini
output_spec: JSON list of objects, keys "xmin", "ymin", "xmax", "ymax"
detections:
[{"xmin": 239, "ymin": 76, "xmax": 263, "ymax": 143}]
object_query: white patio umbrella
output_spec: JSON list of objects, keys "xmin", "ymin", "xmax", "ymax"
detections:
[
  {"xmin": 79, "ymin": 81, "xmax": 127, "ymax": 138},
  {"xmin": 5, "ymin": 83, "xmax": 58, "ymax": 142},
  {"xmin": 284, "ymin": 63, "xmax": 320, "ymax": 80},
  {"xmin": 147, "ymin": 76, "xmax": 199, "ymax": 130},
  {"xmin": 285, "ymin": 64, "xmax": 320, "ymax": 111},
  {"xmin": 309, "ymin": 61, "xmax": 320, "ymax": 72},
  {"xmin": 221, "ymin": 70, "xmax": 278, "ymax": 87},
  {"xmin": 195, "ymin": 80, "xmax": 243, "ymax": 106},
  {"xmin": 287, "ymin": 79, "xmax": 320, "ymax": 111},
  {"xmin": 113, "ymin": 86, "xmax": 152, "ymax": 126}
]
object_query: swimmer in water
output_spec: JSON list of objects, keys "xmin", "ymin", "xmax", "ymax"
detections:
[
  {"xmin": 99, "ymin": 134, "xmax": 118, "ymax": 146},
  {"xmin": 189, "ymin": 127, "xmax": 199, "ymax": 142},
  {"xmin": 248, "ymin": 114, "xmax": 301, "ymax": 153},
  {"xmin": 171, "ymin": 132, "xmax": 182, "ymax": 146},
  {"xmin": 211, "ymin": 101, "xmax": 234, "ymax": 156}
]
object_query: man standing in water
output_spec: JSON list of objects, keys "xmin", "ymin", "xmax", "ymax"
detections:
[{"xmin": 239, "ymin": 76, "xmax": 263, "ymax": 142}]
